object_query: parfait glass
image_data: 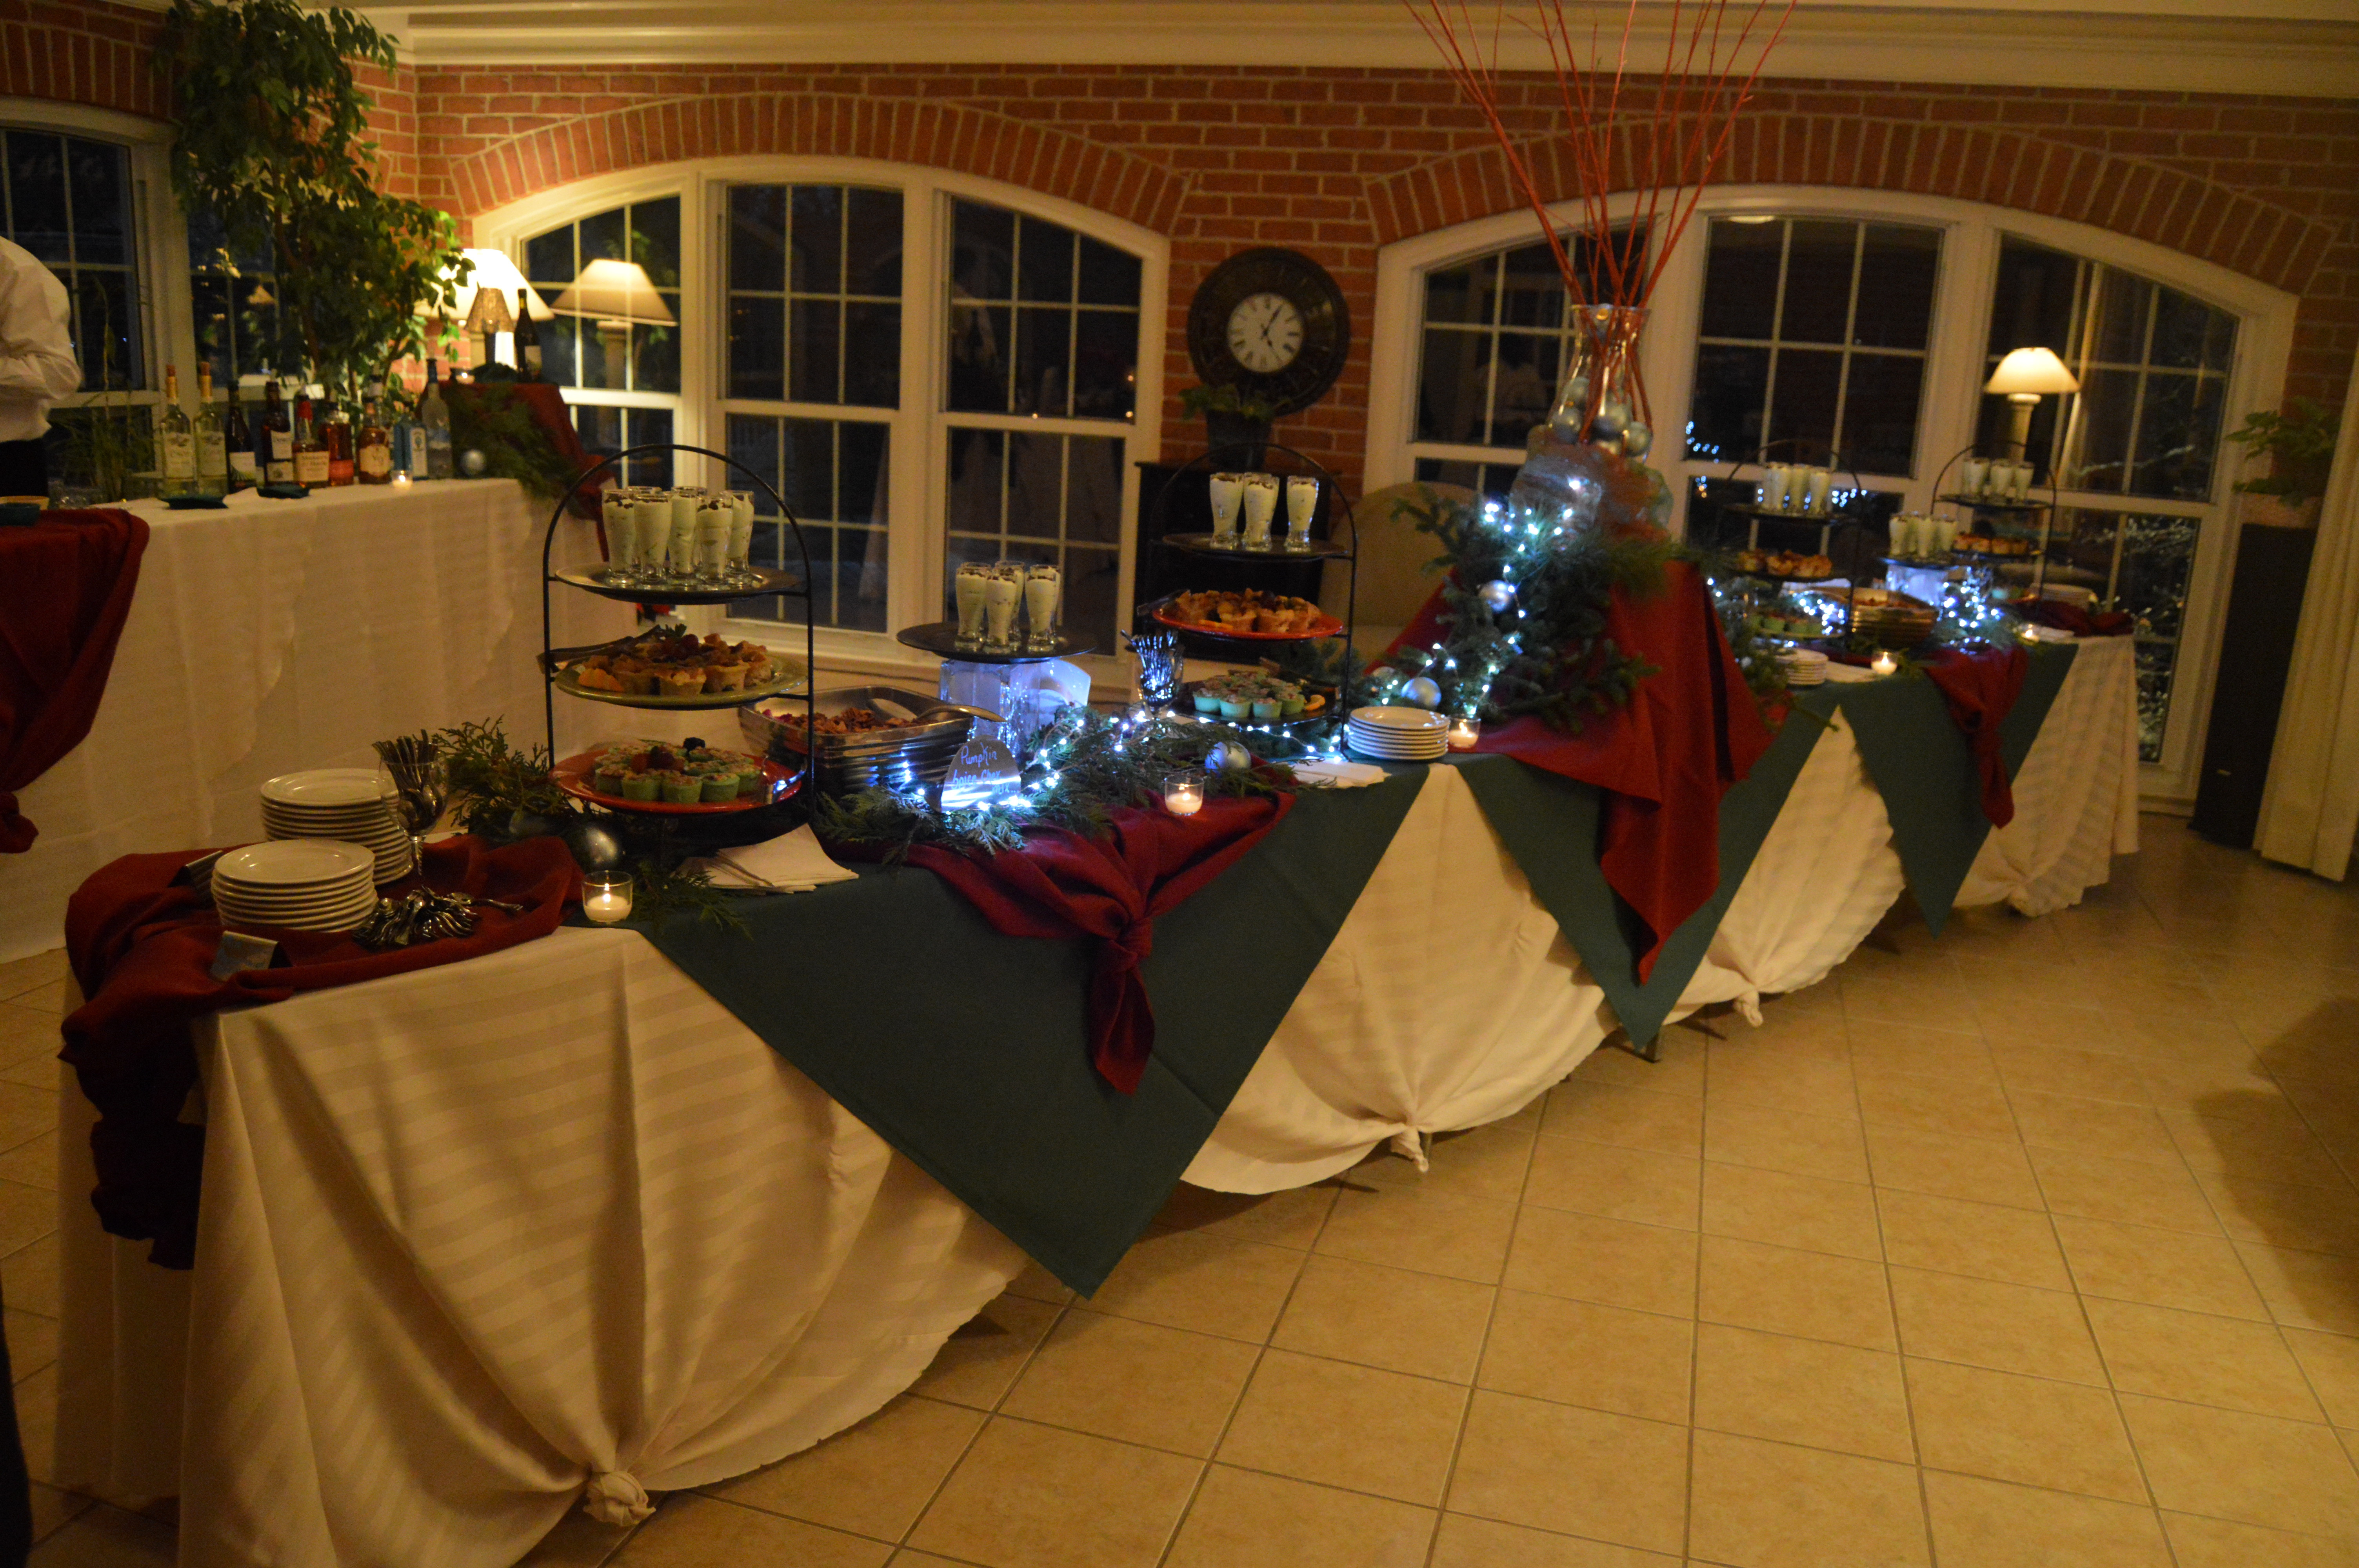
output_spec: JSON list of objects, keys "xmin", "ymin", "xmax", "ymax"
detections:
[
  {"xmin": 1023, "ymin": 563, "xmax": 1063, "ymax": 653},
  {"xmin": 600, "ymin": 487, "xmax": 643, "ymax": 586},
  {"xmin": 694, "ymin": 497, "xmax": 731, "ymax": 585},
  {"xmin": 1240, "ymin": 473, "xmax": 1279, "ymax": 549},
  {"xmin": 983, "ymin": 561, "xmax": 1025, "ymax": 653},
  {"xmin": 724, "ymin": 491, "xmax": 758, "ymax": 586},
  {"xmin": 1283, "ymin": 474, "xmax": 1319, "ymax": 552},
  {"xmin": 666, "ymin": 486, "xmax": 706, "ymax": 590},
  {"xmin": 1208, "ymin": 472, "xmax": 1245, "ymax": 547},
  {"xmin": 953, "ymin": 561, "xmax": 992, "ymax": 649}
]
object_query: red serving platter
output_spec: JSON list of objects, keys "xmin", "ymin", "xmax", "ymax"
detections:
[
  {"xmin": 551, "ymin": 750, "xmax": 802, "ymax": 815},
  {"xmin": 1151, "ymin": 603, "xmax": 1346, "ymax": 642}
]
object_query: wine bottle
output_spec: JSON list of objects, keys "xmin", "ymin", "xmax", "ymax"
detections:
[
  {"xmin": 156, "ymin": 364, "xmax": 196, "ymax": 496},
  {"xmin": 293, "ymin": 390, "xmax": 330, "ymax": 488},
  {"xmin": 194, "ymin": 364, "xmax": 228, "ymax": 494},
  {"xmin": 513, "ymin": 290, "xmax": 542, "ymax": 381},
  {"xmin": 263, "ymin": 377, "xmax": 294, "ymax": 484},
  {"xmin": 357, "ymin": 387, "xmax": 392, "ymax": 485},
  {"xmin": 226, "ymin": 376, "xmax": 259, "ymax": 490},
  {"xmin": 323, "ymin": 391, "xmax": 355, "ymax": 486},
  {"xmin": 419, "ymin": 359, "xmax": 455, "ymax": 479}
]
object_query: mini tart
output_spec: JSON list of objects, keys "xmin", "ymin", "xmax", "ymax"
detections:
[
  {"xmin": 619, "ymin": 772, "xmax": 660, "ymax": 801},
  {"xmin": 702, "ymin": 659, "xmax": 748, "ymax": 693},
  {"xmin": 657, "ymin": 668, "xmax": 706, "ymax": 699},
  {"xmin": 592, "ymin": 761, "xmax": 630, "ymax": 795},
  {"xmin": 660, "ymin": 774, "xmax": 704, "ymax": 804},
  {"xmin": 700, "ymin": 771, "xmax": 743, "ymax": 802}
]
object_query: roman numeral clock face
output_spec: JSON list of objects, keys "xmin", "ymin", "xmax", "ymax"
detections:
[{"xmin": 1185, "ymin": 247, "xmax": 1352, "ymax": 419}]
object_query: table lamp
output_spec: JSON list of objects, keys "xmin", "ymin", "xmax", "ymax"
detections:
[
  {"xmin": 443, "ymin": 249, "xmax": 552, "ymax": 379},
  {"xmin": 1984, "ymin": 347, "xmax": 2080, "ymax": 463},
  {"xmin": 552, "ymin": 259, "xmax": 676, "ymax": 390},
  {"xmin": 463, "ymin": 285, "xmax": 515, "ymax": 379}
]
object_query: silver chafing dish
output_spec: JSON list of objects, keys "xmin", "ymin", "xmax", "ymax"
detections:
[{"xmin": 738, "ymin": 686, "xmax": 992, "ymax": 798}]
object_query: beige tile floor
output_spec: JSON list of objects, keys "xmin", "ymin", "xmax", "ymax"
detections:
[{"xmin": 19, "ymin": 815, "xmax": 2359, "ymax": 1566}]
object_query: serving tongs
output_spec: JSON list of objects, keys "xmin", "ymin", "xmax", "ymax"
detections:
[{"xmin": 868, "ymin": 696, "xmax": 1005, "ymax": 725}]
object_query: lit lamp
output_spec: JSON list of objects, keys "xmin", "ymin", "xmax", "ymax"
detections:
[
  {"xmin": 553, "ymin": 259, "xmax": 677, "ymax": 390},
  {"xmin": 462, "ymin": 285, "xmax": 515, "ymax": 380},
  {"xmin": 443, "ymin": 249, "xmax": 553, "ymax": 378},
  {"xmin": 1983, "ymin": 347, "xmax": 2081, "ymax": 463}
]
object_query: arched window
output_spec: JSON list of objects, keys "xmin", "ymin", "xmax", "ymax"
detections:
[
  {"xmin": 482, "ymin": 162, "xmax": 1166, "ymax": 669},
  {"xmin": 1365, "ymin": 189, "xmax": 2295, "ymax": 799}
]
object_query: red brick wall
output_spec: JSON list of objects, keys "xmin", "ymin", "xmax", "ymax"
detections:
[
  {"xmin": 414, "ymin": 65, "xmax": 2359, "ymax": 492},
  {"xmin": 0, "ymin": 0, "xmax": 164, "ymax": 118}
]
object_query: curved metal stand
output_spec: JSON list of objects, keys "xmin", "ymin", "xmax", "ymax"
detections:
[
  {"xmin": 537, "ymin": 442, "xmax": 820, "ymax": 802},
  {"xmin": 1141, "ymin": 441, "xmax": 1361, "ymax": 750}
]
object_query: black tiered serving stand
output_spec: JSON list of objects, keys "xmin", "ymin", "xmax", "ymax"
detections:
[
  {"xmin": 537, "ymin": 442, "xmax": 820, "ymax": 855},
  {"xmin": 1923, "ymin": 442, "xmax": 2061, "ymax": 604},
  {"xmin": 1138, "ymin": 441, "xmax": 1359, "ymax": 751}
]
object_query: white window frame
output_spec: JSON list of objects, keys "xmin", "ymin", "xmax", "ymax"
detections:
[
  {"xmin": 476, "ymin": 156, "xmax": 1168, "ymax": 691},
  {"xmin": 1365, "ymin": 185, "xmax": 2297, "ymax": 804}
]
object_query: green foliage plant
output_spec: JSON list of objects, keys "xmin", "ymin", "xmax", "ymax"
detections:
[
  {"xmin": 1178, "ymin": 383, "xmax": 1282, "ymax": 423},
  {"xmin": 2225, "ymin": 397, "xmax": 2339, "ymax": 507},
  {"xmin": 156, "ymin": 0, "xmax": 466, "ymax": 395}
]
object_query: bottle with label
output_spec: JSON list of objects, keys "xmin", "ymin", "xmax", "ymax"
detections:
[
  {"xmin": 419, "ymin": 359, "xmax": 454, "ymax": 479},
  {"xmin": 227, "ymin": 376, "xmax": 260, "ymax": 489},
  {"xmin": 194, "ymin": 364, "xmax": 229, "ymax": 494},
  {"xmin": 513, "ymin": 291, "xmax": 542, "ymax": 381},
  {"xmin": 156, "ymin": 364, "xmax": 196, "ymax": 496},
  {"xmin": 262, "ymin": 377, "xmax": 295, "ymax": 484},
  {"xmin": 322, "ymin": 390, "xmax": 355, "ymax": 486},
  {"xmin": 357, "ymin": 389, "xmax": 393, "ymax": 484},
  {"xmin": 293, "ymin": 391, "xmax": 331, "ymax": 488}
]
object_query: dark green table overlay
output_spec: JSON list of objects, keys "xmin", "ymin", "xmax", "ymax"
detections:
[
  {"xmin": 1832, "ymin": 643, "xmax": 2076, "ymax": 935},
  {"xmin": 636, "ymin": 773, "xmax": 1424, "ymax": 1295}
]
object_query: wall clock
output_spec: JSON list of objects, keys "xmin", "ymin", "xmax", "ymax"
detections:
[{"xmin": 1185, "ymin": 247, "xmax": 1352, "ymax": 418}]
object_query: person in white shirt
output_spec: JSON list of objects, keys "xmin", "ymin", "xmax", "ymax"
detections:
[{"xmin": 0, "ymin": 236, "xmax": 82, "ymax": 498}]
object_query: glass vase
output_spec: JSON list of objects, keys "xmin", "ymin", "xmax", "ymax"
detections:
[{"xmin": 1507, "ymin": 305, "xmax": 1652, "ymax": 524}]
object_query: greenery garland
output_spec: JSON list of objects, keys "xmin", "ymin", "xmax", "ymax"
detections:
[{"xmin": 446, "ymin": 385, "xmax": 583, "ymax": 501}]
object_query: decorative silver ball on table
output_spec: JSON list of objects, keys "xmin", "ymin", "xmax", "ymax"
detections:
[
  {"xmin": 1399, "ymin": 675, "xmax": 1443, "ymax": 710},
  {"xmin": 1478, "ymin": 579, "xmax": 1516, "ymax": 614},
  {"xmin": 459, "ymin": 448, "xmax": 488, "ymax": 477}
]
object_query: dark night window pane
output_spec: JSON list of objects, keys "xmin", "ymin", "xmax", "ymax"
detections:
[
  {"xmin": 782, "ymin": 416, "xmax": 837, "ymax": 519},
  {"xmin": 729, "ymin": 186, "xmax": 786, "ymax": 293},
  {"xmin": 630, "ymin": 197, "xmax": 680, "ymax": 289},
  {"xmin": 526, "ymin": 227, "xmax": 574, "ymax": 289},
  {"xmin": 1017, "ymin": 218, "xmax": 1074, "ymax": 303},
  {"xmin": 1767, "ymin": 347, "xmax": 1844, "ymax": 454},
  {"xmin": 842, "ymin": 301, "xmax": 901, "ymax": 408},
  {"xmin": 2089, "ymin": 270, "xmax": 2154, "ymax": 365},
  {"xmin": 65, "ymin": 137, "xmax": 129, "ymax": 264},
  {"xmin": 952, "ymin": 200, "xmax": 1014, "ymax": 301},
  {"xmin": 7, "ymin": 133, "xmax": 68, "ymax": 263},
  {"xmin": 1013, "ymin": 306, "xmax": 1072, "ymax": 417},
  {"xmin": 1988, "ymin": 240, "xmax": 2081, "ymax": 359},
  {"xmin": 73, "ymin": 270, "xmax": 138, "ymax": 390},
  {"xmin": 1779, "ymin": 220, "xmax": 1857, "ymax": 345},
  {"xmin": 1839, "ymin": 354, "xmax": 1925, "ymax": 477},
  {"xmin": 621, "ymin": 408, "xmax": 671, "ymax": 488},
  {"xmin": 1852, "ymin": 225, "xmax": 1938, "ymax": 350},
  {"xmin": 1075, "ymin": 234, "xmax": 1139, "ymax": 307},
  {"xmin": 1684, "ymin": 343, "xmax": 1771, "ymax": 462},
  {"xmin": 2149, "ymin": 288, "xmax": 2235, "ymax": 373},
  {"xmin": 729, "ymin": 297, "xmax": 784, "ymax": 399},
  {"xmin": 1699, "ymin": 220, "xmax": 1783, "ymax": 340},
  {"xmin": 1067, "ymin": 435, "xmax": 1125, "ymax": 544},
  {"xmin": 840, "ymin": 420, "xmax": 888, "ymax": 521},
  {"xmin": 726, "ymin": 413, "xmax": 779, "ymax": 501},
  {"xmin": 790, "ymin": 186, "xmax": 842, "ymax": 295},
  {"xmin": 947, "ymin": 302, "xmax": 1011, "ymax": 413},
  {"xmin": 632, "ymin": 300, "xmax": 680, "ymax": 393},
  {"xmin": 538, "ymin": 315, "xmax": 578, "ymax": 387},
  {"xmin": 789, "ymin": 299, "xmax": 842, "ymax": 405},
  {"xmin": 579, "ymin": 207, "xmax": 627, "ymax": 265},
  {"xmin": 845, "ymin": 187, "xmax": 902, "ymax": 296},
  {"xmin": 1005, "ymin": 430, "xmax": 1063, "ymax": 539},
  {"xmin": 1417, "ymin": 327, "xmax": 1492, "ymax": 444},
  {"xmin": 947, "ymin": 427, "xmax": 1005, "ymax": 535},
  {"xmin": 1488, "ymin": 334, "xmax": 1560, "ymax": 448},
  {"xmin": 191, "ymin": 272, "xmax": 232, "ymax": 385},
  {"xmin": 2066, "ymin": 367, "xmax": 2142, "ymax": 492},
  {"xmin": 1423, "ymin": 258, "xmax": 1491, "ymax": 328},
  {"xmin": 1497, "ymin": 242, "xmax": 1568, "ymax": 330},
  {"xmin": 1065, "ymin": 544, "xmax": 1120, "ymax": 650},
  {"xmin": 2130, "ymin": 371, "xmax": 2223, "ymax": 501},
  {"xmin": 1073, "ymin": 309, "xmax": 1136, "ymax": 419}
]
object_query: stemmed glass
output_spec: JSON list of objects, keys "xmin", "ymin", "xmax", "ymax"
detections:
[{"xmin": 372, "ymin": 732, "xmax": 449, "ymax": 884}]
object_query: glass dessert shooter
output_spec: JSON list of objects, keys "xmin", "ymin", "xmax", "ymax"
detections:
[
  {"xmin": 1240, "ymin": 473, "xmax": 1279, "ymax": 549},
  {"xmin": 953, "ymin": 561, "xmax": 992, "ymax": 649},
  {"xmin": 666, "ymin": 487, "xmax": 705, "ymax": 588},
  {"xmin": 1208, "ymin": 472, "xmax": 1245, "ymax": 546},
  {"xmin": 1284, "ymin": 474, "xmax": 1319, "ymax": 551},
  {"xmin": 1023, "ymin": 563, "xmax": 1062, "ymax": 653},
  {"xmin": 600, "ymin": 488, "xmax": 641, "ymax": 585},
  {"xmin": 725, "ymin": 491, "xmax": 757, "ymax": 585},
  {"xmin": 983, "ymin": 561, "xmax": 1024, "ymax": 653}
]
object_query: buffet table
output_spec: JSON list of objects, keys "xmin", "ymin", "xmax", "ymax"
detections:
[
  {"xmin": 51, "ymin": 635, "xmax": 2137, "ymax": 1568},
  {"xmin": 0, "ymin": 482, "xmax": 627, "ymax": 964}
]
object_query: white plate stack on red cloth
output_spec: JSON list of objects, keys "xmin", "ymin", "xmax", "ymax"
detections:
[
  {"xmin": 1347, "ymin": 705, "xmax": 1450, "ymax": 762},
  {"xmin": 1779, "ymin": 649, "xmax": 1829, "ymax": 688},
  {"xmin": 211, "ymin": 840, "xmax": 381, "ymax": 934},
  {"xmin": 261, "ymin": 768, "xmax": 412, "ymax": 882}
]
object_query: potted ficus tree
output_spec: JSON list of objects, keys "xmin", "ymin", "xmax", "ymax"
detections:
[
  {"xmin": 2226, "ymin": 397, "xmax": 2339, "ymax": 527},
  {"xmin": 156, "ymin": 0, "xmax": 466, "ymax": 401}
]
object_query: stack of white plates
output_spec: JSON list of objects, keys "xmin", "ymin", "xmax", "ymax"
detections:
[
  {"xmin": 1347, "ymin": 705, "xmax": 1450, "ymax": 762},
  {"xmin": 262, "ymin": 769, "xmax": 412, "ymax": 883},
  {"xmin": 212, "ymin": 840, "xmax": 380, "ymax": 934},
  {"xmin": 1779, "ymin": 649, "xmax": 1829, "ymax": 688}
]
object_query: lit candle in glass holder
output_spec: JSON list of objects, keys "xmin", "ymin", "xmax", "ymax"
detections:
[
  {"xmin": 1870, "ymin": 650, "xmax": 1898, "ymax": 677},
  {"xmin": 582, "ymin": 870, "xmax": 634, "ymax": 924},
  {"xmin": 391, "ymin": 469, "xmax": 413, "ymax": 491},
  {"xmin": 1161, "ymin": 772, "xmax": 1204, "ymax": 817},
  {"xmin": 1446, "ymin": 716, "xmax": 1481, "ymax": 751}
]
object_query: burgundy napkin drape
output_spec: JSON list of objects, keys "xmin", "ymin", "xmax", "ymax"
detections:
[
  {"xmin": 1924, "ymin": 646, "xmax": 2032, "ymax": 828},
  {"xmin": 61, "ymin": 835, "xmax": 582, "ymax": 1267},
  {"xmin": 2015, "ymin": 598, "xmax": 2132, "ymax": 637},
  {"xmin": 1387, "ymin": 561, "xmax": 1774, "ymax": 980},
  {"xmin": 858, "ymin": 795, "xmax": 1290, "ymax": 1094},
  {"xmin": 0, "ymin": 509, "xmax": 149, "ymax": 853}
]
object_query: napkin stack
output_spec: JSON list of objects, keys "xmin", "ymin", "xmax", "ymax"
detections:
[
  {"xmin": 1291, "ymin": 759, "xmax": 1390, "ymax": 789},
  {"xmin": 694, "ymin": 826, "xmax": 861, "ymax": 894}
]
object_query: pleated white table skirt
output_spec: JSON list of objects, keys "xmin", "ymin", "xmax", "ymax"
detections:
[{"xmin": 52, "ymin": 636, "xmax": 2138, "ymax": 1568}]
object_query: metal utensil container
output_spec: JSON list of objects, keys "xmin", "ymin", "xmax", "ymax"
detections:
[{"xmin": 739, "ymin": 686, "xmax": 974, "ymax": 797}]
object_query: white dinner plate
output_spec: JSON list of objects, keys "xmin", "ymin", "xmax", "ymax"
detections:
[
  {"xmin": 1350, "ymin": 706, "xmax": 1449, "ymax": 733},
  {"xmin": 260, "ymin": 769, "xmax": 398, "ymax": 809},
  {"xmin": 218, "ymin": 895, "xmax": 378, "ymax": 922},
  {"xmin": 1346, "ymin": 737, "xmax": 1447, "ymax": 758},
  {"xmin": 215, "ymin": 840, "xmax": 378, "ymax": 888}
]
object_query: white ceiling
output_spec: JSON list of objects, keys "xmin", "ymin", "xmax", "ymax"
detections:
[{"xmin": 336, "ymin": 1, "xmax": 2359, "ymax": 96}]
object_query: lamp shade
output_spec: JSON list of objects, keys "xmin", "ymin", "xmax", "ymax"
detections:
[
  {"xmin": 1985, "ymin": 346, "xmax": 2080, "ymax": 397},
  {"xmin": 463, "ymin": 285, "xmax": 515, "ymax": 336},
  {"xmin": 551, "ymin": 259, "xmax": 678, "ymax": 325},
  {"xmin": 439, "ymin": 248, "xmax": 554, "ymax": 323}
]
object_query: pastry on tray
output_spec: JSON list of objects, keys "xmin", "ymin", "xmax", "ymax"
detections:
[
  {"xmin": 563, "ymin": 629, "xmax": 782, "ymax": 696},
  {"xmin": 582, "ymin": 741, "xmax": 767, "ymax": 803},
  {"xmin": 777, "ymin": 707, "xmax": 922, "ymax": 737},
  {"xmin": 1163, "ymin": 589, "xmax": 1331, "ymax": 635}
]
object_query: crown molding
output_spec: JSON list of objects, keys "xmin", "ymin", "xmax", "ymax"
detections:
[{"xmin": 353, "ymin": 2, "xmax": 2359, "ymax": 98}]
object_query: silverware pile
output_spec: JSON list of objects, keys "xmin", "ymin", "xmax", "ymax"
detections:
[{"xmin": 354, "ymin": 888, "xmax": 478, "ymax": 951}]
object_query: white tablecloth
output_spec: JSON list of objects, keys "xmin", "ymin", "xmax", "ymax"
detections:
[
  {"xmin": 53, "ymin": 637, "xmax": 2139, "ymax": 1568},
  {"xmin": 0, "ymin": 483, "xmax": 627, "ymax": 964}
]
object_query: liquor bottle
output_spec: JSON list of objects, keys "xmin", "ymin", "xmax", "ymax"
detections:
[
  {"xmin": 156, "ymin": 363, "xmax": 196, "ymax": 496},
  {"xmin": 322, "ymin": 390, "xmax": 355, "ymax": 486},
  {"xmin": 293, "ymin": 390, "xmax": 330, "ymax": 488},
  {"xmin": 262, "ymin": 377, "xmax": 295, "ymax": 484},
  {"xmin": 194, "ymin": 364, "xmax": 229, "ymax": 494},
  {"xmin": 227, "ymin": 375, "xmax": 259, "ymax": 489},
  {"xmin": 513, "ymin": 291, "xmax": 542, "ymax": 381},
  {"xmin": 356, "ymin": 388, "xmax": 393, "ymax": 484},
  {"xmin": 419, "ymin": 359, "xmax": 454, "ymax": 479}
]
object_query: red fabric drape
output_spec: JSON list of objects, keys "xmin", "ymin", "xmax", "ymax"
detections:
[
  {"xmin": 60, "ymin": 835, "xmax": 582, "ymax": 1266},
  {"xmin": 1924, "ymin": 645, "xmax": 2032, "ymax": 827},
  {"xmin": 2014, "ymin": 599, "xmax": 2132, "ymax": 637},
  {"xmin": 1387, "ymin": 562, "xmax": 1774, "ymax": 980},
  {"xmin": 856, "ymin": 794, "xmax": 1290, "ymax": 1094},
  {"xmin": 0, "ymin": 510, "xmax": 148, "ymax": 853}
]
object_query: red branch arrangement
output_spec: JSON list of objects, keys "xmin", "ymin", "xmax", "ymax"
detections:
[{"xmin": 1406, "ymin": 0, "xmax": 1797, "ymax": 312}]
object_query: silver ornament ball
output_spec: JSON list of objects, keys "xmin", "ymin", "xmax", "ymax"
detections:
[
  {"xmin": 1399, "ymin": 675, "xmax": 1443, "ymax": 710},
  {"xmin": 1478, "ymin": 579, "xmax": 1516, "ymax": 614},
  {"xmin": 458, "ymin": 448, "xmax": 489, "ymax": 478}
]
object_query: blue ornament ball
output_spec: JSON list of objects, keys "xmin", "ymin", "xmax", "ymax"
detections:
[
  {"xmin": 1400, "ymin": 676, "xmax": 1443, "ymax": 710},
  {"xmin": 1478, "ymin": 579, "xmax": 1516, "ymax": 614}
]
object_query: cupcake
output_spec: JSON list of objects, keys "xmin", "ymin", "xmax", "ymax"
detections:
[
  {"xmin": 620, "ymin": 771, "xmax": 660, "ymax": 802},
  {"xmin": 661, "ymin": 773, "xmax": 703, "ymax": 804}
]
